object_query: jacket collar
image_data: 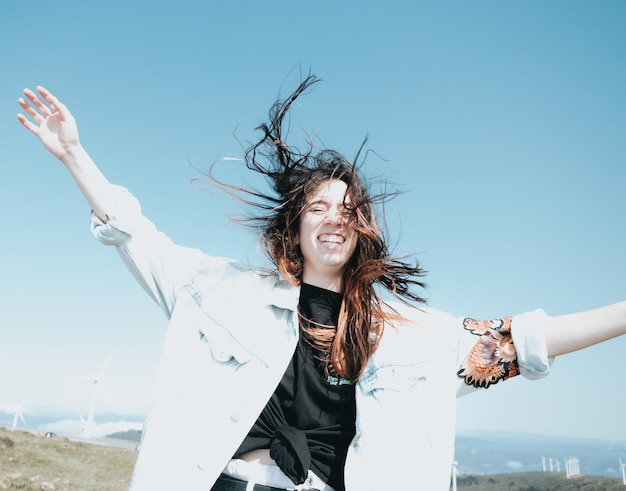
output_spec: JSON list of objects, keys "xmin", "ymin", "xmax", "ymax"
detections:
[{"xmin": 266, "ymin": 279, "xmax": 300, "ymax": 312}]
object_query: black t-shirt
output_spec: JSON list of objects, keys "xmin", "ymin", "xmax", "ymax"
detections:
[{"xmin": 234, "ymin": 283, "xmax": 356, "ymax": 490}]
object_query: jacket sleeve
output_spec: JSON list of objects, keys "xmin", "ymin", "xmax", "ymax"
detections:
[
  {"xmin": 89, "ymin": 185, "xmax": 210, "ymax": 319},
  {"xmin": 456, "ymin": 308, "xmax": 553, "ymax": 396}
]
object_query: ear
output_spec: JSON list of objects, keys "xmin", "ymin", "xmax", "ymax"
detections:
[{"xmin": 294, "ymin": 233, "xmax": 300, "ymax": 246}]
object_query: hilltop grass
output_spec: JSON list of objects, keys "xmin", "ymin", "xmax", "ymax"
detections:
[
  {"xmin": 2, "ymin": 428, "xmax": 625, "ymax": 491},
  {"xmin": 0, "ymin": 427, "xmax": 136, "ymax": 490},
  {"xmin": 455, "ymin": 471, "xmax": 626, "ymax": 490}
]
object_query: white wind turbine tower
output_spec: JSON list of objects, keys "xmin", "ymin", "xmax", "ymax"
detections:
[
  {"xmin": 0, "ymin": 401, "xmax": 27, "ymax": 431},
  {"xmin": 619, "ymin": 458, "xmax": 625, "ymax": 485},
  {"xmin": 11, "ymin": 404, "xmax": 25, "ymax": 431},
  {"xmin": 565, "ymin": 456, "xmax": 579, "ymax": 479},
  {"xmin": 565, "ymin": 457, "xmax": 572, "ymax": 479},
  {"xmin": 70, "ymin": 352, "xmax": 114, "ymax": 439}
]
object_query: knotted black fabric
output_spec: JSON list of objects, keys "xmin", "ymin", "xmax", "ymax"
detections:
[
  {"xmin": 233, "ymin": 283, "xmax": 356, "ymax": 491},
  {"xmin": 269, "ymin": 426, "xmax": 311, "ymax": 484}
]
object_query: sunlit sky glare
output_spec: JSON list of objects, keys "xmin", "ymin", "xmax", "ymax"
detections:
[{"xmin": 1, "ymin": 1, "xmax": 625, "ymax": 440}]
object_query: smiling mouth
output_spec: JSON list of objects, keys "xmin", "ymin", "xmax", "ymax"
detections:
[{"xmin": 318, "ymin": 234, "xmax": 345, "ymax": 244}]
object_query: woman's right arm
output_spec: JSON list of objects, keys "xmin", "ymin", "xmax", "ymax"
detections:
[
  {"xmin": 17, "ymin": 86, "xmax": 114, "ymax": 222},
  {"xmin": 18, "ymin": 87, "xmax": 211, "ymax": 318}
]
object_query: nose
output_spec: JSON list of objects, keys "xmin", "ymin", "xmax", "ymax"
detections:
[{"xmin": 324, "ymin": 208, "xmax": 344, "ymax": 225}]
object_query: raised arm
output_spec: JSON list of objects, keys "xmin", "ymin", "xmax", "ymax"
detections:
[
  {"xmin": 545, "ymin": 300, "xmax": 626, "ymax": 357},
  {"xmin": 17, "ymin": 86, "xmax": 114, "ymax": 222}
]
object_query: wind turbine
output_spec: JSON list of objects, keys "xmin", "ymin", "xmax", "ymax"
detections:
[
  {"xmin": 11, "ymin": 405, "xmax": 25, "ymax": 431},
  {"xmin": 565, "ymin": 457, "xmax": 570, "ymax": 479},
  {"xmin": 69, "ymin": 352, "xmax": 114, "ymax": 438},
  {"xmin": 619, "ymin": 458, "xmax": 625, "ymax": 485},
  {"xmin": 0, "ymin": 401, "xmax": 27, "ymax": 431},
  {"xmin": 565, "ymin": 456, "xmax": 578, "ymax": 479}
]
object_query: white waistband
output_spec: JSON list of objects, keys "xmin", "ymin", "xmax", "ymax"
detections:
[{"xmin": 222, "ymin": 459, "xmax": 335, "ymax": 491}]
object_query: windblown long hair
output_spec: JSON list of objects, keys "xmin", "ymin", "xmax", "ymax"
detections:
[{"xmin": 210, "ymin": 74, "xmax": 427, "ymax": 382}]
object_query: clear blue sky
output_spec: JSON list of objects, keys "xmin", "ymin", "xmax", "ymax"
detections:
[{"xmin": 1, "ymin": 1, "xmax": 625, "ymax": 441}]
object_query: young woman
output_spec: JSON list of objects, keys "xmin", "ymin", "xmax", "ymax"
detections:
[{"xmin": 17, "ymin": 76, "xmax": 626, "ymax": 491}]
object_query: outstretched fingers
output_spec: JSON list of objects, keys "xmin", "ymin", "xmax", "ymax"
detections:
[
  {"xmin": 24, "ymin": 87, "xmax": 53, "ymax": 118},
  {"xmin": 17, "ymin": 86, "xmax": 69, "ymax": 123},
  {"xmin": 17, "ymin": 88, "xmax": 47, "ymax": 133},
  {"xmin": 16, "ymin": 110, "xmax": 39, "ymax": 134},
  {"xmin": 16, "ymin": 93, "xmax": 45, "ymax": 135},
  {"xmin": 17, "ymin": 86, "xmax": 81, "ymax": 160},
  {"xmin": 36, "ymin": 86, "xmax": 70, "ymax": 118},
  {"xmin": 18, "ymin": 94, "xmax": 42, "ymax": 119}
]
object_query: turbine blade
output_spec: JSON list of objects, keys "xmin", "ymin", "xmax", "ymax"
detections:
[{"xmin": 97, "ymin": 352, "xmax": 115, "ymax": 379}]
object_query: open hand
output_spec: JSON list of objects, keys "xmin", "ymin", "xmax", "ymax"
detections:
[{"xmin": 17, "ymin": 86, "xmax": 80, "ymax": 161}]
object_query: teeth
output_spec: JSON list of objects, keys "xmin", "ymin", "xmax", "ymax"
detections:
[{"xmin": 319, "ymin": 234, "xmax": 344, "ymax": 244}]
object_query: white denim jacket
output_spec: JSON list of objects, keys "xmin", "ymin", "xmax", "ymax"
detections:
[{"xmin": 91, "ymin": 186, "xmax": 551, "ymax": 491}]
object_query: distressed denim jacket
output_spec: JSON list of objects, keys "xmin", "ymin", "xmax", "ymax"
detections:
[{"xmin": 91, "ymin": 186, "xmax": 551, "ymax": 491}]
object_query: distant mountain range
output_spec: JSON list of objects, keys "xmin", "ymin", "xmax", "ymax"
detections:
[
  {"xmin": 107, "ymin": 429, "xmax": 142, "ymax": 442},
  {"xmin": 97, "ymin": 426, "xmax": 626, "ymax": 480},
  {"xmin": 3, "ymin": 411, "xmax": 625, "ymax": 480},
  {"xmin": 101, "ymin": 427, "xmax": 626, "ymax": 480},
  {"xmin": 455, "ymin": 431, "xmax": 626, "ymax": 479},
  {"xmin": 101, "ymin": 428, "xmax": 626, "ymax": 480}
]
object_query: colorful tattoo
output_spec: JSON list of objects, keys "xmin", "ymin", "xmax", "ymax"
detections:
[{"xmin": 457, "ymin": 317, "xmax": 519, "ymax": 388}]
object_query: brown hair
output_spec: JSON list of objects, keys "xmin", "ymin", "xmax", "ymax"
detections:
[{"xmin": 209, "ymin": 74, "xmax": 426, "ymax": 381}]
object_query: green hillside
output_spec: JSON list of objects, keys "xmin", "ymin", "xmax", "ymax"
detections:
[
  {"xmin": 1, "ymin": 428, "xmax": 624, "ymax": 490},
  {"xmin": 0, "ymin": 428, "xmax": 136, "ymax": 490},
  {"xmin": 454, "ymin": 471, "xmax": 625, "ymax": 490}
]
